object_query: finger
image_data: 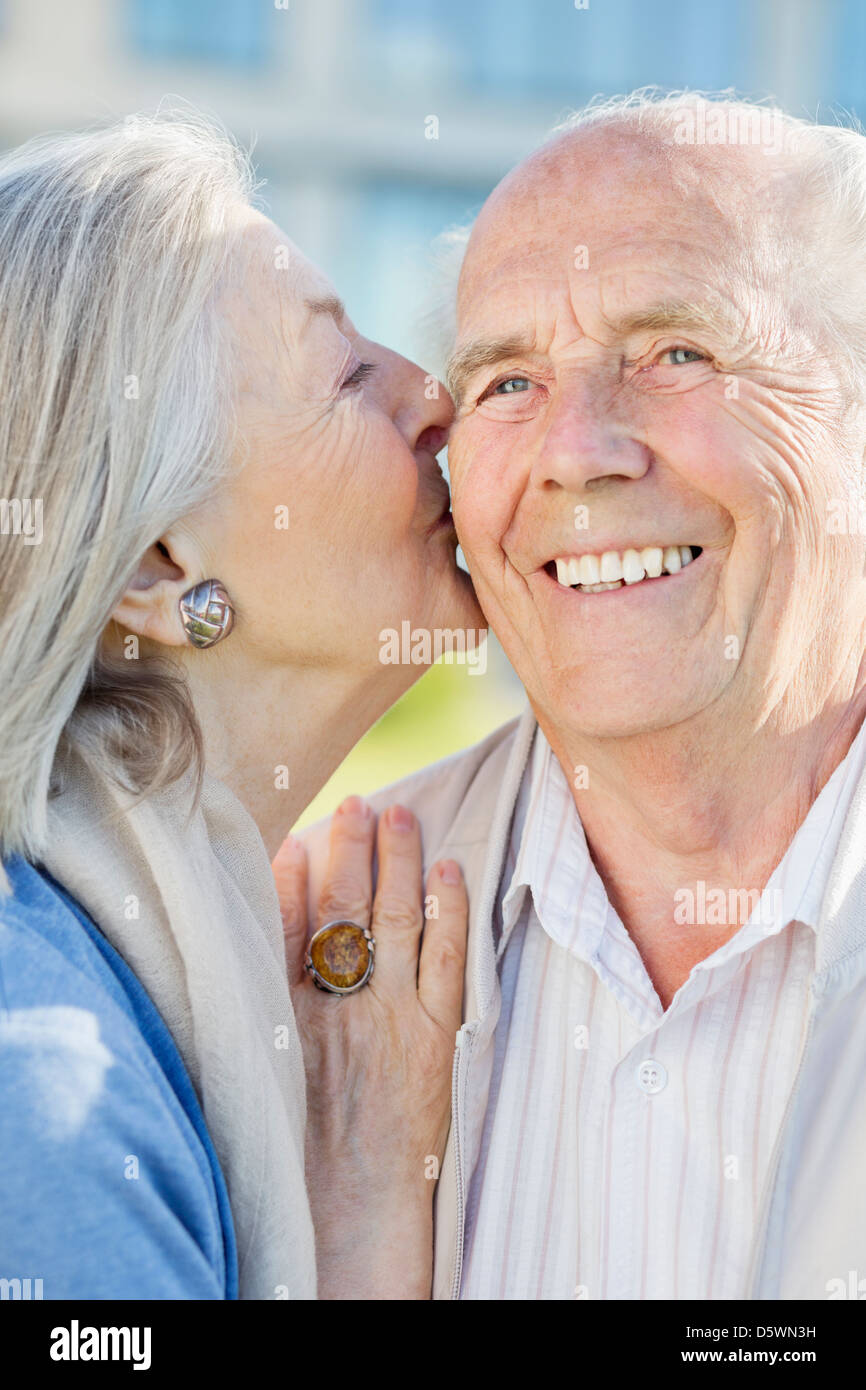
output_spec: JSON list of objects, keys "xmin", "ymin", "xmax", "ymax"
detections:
[
  {"xmin": 272, "ymin": 834, "xmax": 309, "ymax": 987},
  {"xmin": 370, "ymin": 803, "xmax": 424, "ymax": 993},
  {"xmin": 316, "ymin": 795, "xmax": 375, "ymax": 931},
  {"xmin": 417, "ymin": 860, "xmax": 468, "ymax": 1034}
]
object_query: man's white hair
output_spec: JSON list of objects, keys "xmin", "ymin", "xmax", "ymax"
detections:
[
  {"xmin": 0, "ymin": 108, "xmax": 256, "ymax": 882},
  {"xmin": 429, "ymin": 88, "xmax": 866, "ymax": 405}
]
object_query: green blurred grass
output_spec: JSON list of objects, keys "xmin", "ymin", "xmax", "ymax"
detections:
[{"xmin": 294, "ymin": 647, "xmax": 525, "ymax": 829}]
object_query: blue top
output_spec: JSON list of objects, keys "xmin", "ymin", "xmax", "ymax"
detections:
[{"xmin": 0, "ymin": 855, "xmax": 238, "ymax": 1299}]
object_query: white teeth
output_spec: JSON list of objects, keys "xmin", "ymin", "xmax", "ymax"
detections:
[
  {"xmin": 600, "ymin": 550, "xmax": 623, "ymax": 582},
  {"xmin": 579, "ymin": 553, "xmax": 600, "ymax": 586},
  {"xmin": 553, "ymin": 545, "xmax": 698, "ymax": 591},
  {"xmin": 621, "ymin": 548, "xmax": 645, "ymax": 585},
  {"xmin": 641, "ymin": 546, "xmax": 663, "ymax": 578}
]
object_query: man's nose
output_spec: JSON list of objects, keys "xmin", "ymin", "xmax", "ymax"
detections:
[{"xmin": 532, "ymin": 382, "xmax": 651, "ymax": 491}]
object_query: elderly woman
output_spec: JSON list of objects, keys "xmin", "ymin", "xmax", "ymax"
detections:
[{"xmin": 0, "ymin": 112, "xmax": 484, "ymax": 1300}]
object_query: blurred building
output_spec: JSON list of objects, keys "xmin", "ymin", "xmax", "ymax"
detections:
[{"xmin": 0, "ymin": 0, "xmax": 855, "ymax": 361}]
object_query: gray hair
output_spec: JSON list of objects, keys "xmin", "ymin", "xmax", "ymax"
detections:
[
  {"xmin": 434, "ymin": 88, "xmax": 866, "ymax": 408},
  {"xmin": 0, "ymin": 109, "xmax": 256, "ymax": 882}
]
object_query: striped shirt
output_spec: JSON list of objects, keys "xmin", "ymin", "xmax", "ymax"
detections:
[{"xmin": 460, "ymin": 717, "xmax": 866, "ymax": 1300}]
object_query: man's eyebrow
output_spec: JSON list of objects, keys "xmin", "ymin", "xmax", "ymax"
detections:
[
  {"xmin": 304, "ymin": 293, "xmax": 346, "ymax": 325},
  {"xmin": 606, "ymin": 298, "xmax": 741, "ymax": 341},
  {"xmin": 446, "ymin": 334, "xmax": 537, "ymax": 404}
]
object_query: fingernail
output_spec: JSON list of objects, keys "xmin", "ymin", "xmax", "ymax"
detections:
[
  {"xmin": 438, "ymin": 859, "xmax": 461, "ymax": 885},
  {"xmin": 338, "ymin": 795, "xmax": 369, "ymax": 817},
  {"xmin": 387, "ymin": 804, "xmax": 415, "ymax": 831}
]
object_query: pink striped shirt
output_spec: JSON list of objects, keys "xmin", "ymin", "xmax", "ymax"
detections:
[{"xmin": 460, "ymin": 718, "xmax": 866, "ymax": 1300}]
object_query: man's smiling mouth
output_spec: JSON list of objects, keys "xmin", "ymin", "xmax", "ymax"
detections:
[{"xmin": 545, "ymin": 544, "xmax": 703, "ymax": 594}]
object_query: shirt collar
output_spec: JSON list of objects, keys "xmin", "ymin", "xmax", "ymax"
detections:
[
  {"xmin": 707, "ymin": 710, "xmax": 866, "ymax": 964},
  {"xmin": 499, "ymin": 727, "xmax": 609, "ymax": 961},
  {"xmin": 500, "ymin": 713, "xmax": 866, "ymax": 966}
]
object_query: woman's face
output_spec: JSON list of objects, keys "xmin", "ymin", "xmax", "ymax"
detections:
[{"xmin": 195, "ymin": 209, "xmax": 483, "ymax": 684}]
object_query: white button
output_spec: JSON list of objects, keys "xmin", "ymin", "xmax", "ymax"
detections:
[{"xmin": 636, "ymin": 1058, "xmax": 667, "ymax": 1094}]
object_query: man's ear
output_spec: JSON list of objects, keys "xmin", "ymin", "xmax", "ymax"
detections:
[{"xmin": 112, "ymin": 534, "xmax": 196, "ymax": 648}]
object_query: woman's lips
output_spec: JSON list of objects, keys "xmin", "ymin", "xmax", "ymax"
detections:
[
  {"xmin": 427, "ymin": 506, "xmax": 456, "ymax": 538},
  {"xmin": 420, "ymin": 478, "xmax": 455, "ymax": 536}
]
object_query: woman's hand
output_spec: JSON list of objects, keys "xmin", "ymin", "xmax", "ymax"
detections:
[{"xmin": 272, "ymin": 796, "xmax": 467, "ymax": 1300}]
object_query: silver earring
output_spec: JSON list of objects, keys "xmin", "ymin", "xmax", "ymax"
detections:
[{"xmin": 179, "ymin": 579, "xmax": 235, "ymax": 649}]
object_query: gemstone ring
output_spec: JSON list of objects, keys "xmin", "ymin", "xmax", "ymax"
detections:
[{"xmin": 305, "ymin": 919, "xmax": 375, "ymax": 994}]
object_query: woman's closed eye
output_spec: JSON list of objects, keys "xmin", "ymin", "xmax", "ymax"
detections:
[{"xmin": 341, "ymin": 360, "xmax": 377, "ymax": 391}]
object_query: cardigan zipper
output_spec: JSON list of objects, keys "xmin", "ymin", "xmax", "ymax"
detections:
[{"xmin": 449, "ymin": 1023, "xmax": 475, "ymax": 1300}]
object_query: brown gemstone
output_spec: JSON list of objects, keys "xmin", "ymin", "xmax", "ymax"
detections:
[{"xmin": 310, "ymin": 923, "xmax": 371, "ymax": 989}]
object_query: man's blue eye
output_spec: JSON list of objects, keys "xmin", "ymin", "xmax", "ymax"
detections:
[
  {"xmin": 664, "ymin": 348, "xmax": 705, "ymax": 365},
  {"xmin": 493, "ymin": 377, "xmax": 532, "ymax": 393}
]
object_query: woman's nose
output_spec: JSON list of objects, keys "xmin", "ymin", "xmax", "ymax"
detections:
[{"xmin": 387, "ymin": 349, "xmax": 455, "ymax": 450}]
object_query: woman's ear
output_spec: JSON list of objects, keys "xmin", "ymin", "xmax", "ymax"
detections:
[{"xmin": 111, "ymin": 534, "xmax": 194, "ymax": 648}]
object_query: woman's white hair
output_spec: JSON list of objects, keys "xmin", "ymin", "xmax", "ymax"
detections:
[
  {"xmin": 432, "ymin": 88, "xmax": 866, "ymax": 406},
  {"xmin": 0, "ymin": 108, "xmax": 256, "ymax": 883}
]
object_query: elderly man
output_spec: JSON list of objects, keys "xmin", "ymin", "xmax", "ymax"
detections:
[{"xmin": 305, "ymin": 92, "xmax": 866, "ymax": 1300}]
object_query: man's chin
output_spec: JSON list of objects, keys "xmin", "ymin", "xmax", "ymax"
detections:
[{"xmin": 527, "ymin": 674, "xmax": 714, "ymax": 744}]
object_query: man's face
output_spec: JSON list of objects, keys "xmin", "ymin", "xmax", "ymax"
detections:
[{"xmin": 448, "ymin": 128, "xmax": 866, "ymax": 743}]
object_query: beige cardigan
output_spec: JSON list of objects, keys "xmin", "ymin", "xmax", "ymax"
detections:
[
  {"xmin": 44, "ymin": 749, "xmax": 317, "ymax": 1300},
  {"xmin": 305, "ymin": 705, "xmax": 866, "ymax": 1300}
]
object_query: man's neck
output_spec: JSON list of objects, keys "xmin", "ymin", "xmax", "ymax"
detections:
[{"xmin": 536, "ymin": 677, "xmax": 866, "ymax": 1009}]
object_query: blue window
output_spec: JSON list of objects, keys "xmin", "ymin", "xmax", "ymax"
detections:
[
  {"xmin": 831, "ymin": 0, "xmax": 866, "ymax": 117},
  {"xmin": 322, "ymin": 181, "xmax": 488, "ymax": 362},
  {"xmin": 368, "ymin": 0, "xmax": 762, "ymax": 101},
  {"xmin": 127, "ymin": 0, "xmax": 269, "ymax": 67}
]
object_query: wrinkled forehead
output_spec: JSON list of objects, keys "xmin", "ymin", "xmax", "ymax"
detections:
[
  {"xmin": 219, "ymin": 211, "xmax": 348, "ymax": 405},
  {"xmin": 220, "ymin": 211, "xmax": 346, "ymax": 384},
  {"xmin": 456, "ymin": 129, "xmax": 784, "ymax": 345},
  {"xmin": 227, "ymin": 213, "xmax": 335, "ymax": 328}
]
